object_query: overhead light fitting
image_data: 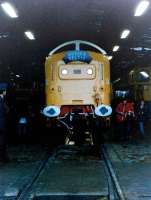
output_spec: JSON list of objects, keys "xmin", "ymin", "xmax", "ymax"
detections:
[
  {"xmin": 131, "ymin": 47, "xmax": 151, "ymax": 51},
  {"xmin": 0, "ymin": 34, "xmax": 9, "ymax": 39},
  {"xmin": 144, "ymin": 47, "xmax": 151, "ymax": 51},
  {"xmin": 113, "ymin": 78, "xmax": 121, "ymax": 84},
  {"xmin": 120, "ymin": 29, "xmax": 130, "ymax": 39},
  {"xmin": 1, "ymin": 2, "xmax": 18, "ymax": 18},
  {"xmin": 113, "ymin": 45, "xmax": 119, "ymax": 52},
  {"xmin": 140, "ymin": 71, "xmax": 149, "ymax": 78},
  {"xmin": 130, "ymin": 47, "xmax": 143, "ymax": 51},
  {"xmin": 134, "ymin": 0, "xmax": 150, "ymax": 16},
  {"xmin": 24, "ymin": 31, "xmax": 35, "ymax": 40}
]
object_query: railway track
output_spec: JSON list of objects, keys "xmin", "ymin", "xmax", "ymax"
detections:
[
  {"xmin": 16, "ymin": 145, "xmax": 64, "ymax": 200},
  {"xmin": 15, "ymin": 144, "xmax": 126, "ymax": 200}
]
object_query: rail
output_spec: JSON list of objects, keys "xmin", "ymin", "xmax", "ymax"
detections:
[
  {"xmin": 101, "ymin": 144, "xmax": 126, "ymax": 200},
  {"xmin": 48, "ymin": 40, "xmax": 107, "ymax": 56},
  {"xmin": 16, "ymin": 145, "xmax": 64, "ymax": 200}
]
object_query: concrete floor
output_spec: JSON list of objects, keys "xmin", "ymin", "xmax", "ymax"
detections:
[
  {"xmin": 33, "ymin": 196, "xmax": 108, "ymax": 200},
  {"xmin": 0, "ymin": 145, "xmax": 47, "ymax": 199},
  {"xmin": 106, "ymin": 131, "xmax": 151, "ymax": 200},
  {"xmin": 0, "ymin": 145, "xmax": 108, "ymax": 199},
  {"xmin": 31, "ymin": 146, "xmax": 108, "ymax": 199}
]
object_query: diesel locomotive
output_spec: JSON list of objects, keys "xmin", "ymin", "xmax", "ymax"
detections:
[{"xmin": 42, "ymin": 40, "xmax": 112, "ymax": 145}]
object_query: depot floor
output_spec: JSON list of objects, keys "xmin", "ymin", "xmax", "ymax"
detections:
[{"xmin": 1, "ymin": 122, "xmax": 151, "ymax": 199}]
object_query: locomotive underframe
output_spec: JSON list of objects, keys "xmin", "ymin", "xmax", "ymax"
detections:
[{"xmin": 45, "ymin": 105, "xmax": 109, "ymax": 147}]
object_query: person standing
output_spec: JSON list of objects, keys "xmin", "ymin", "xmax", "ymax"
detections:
[
  {"xmin": 136, "ymin": 99, "xmax": 147, "ymax": 138},
  {"xmin": 0, "ymin": 90, "xmax": 9, "ymax": 162},
  {"xmin": 115, "ymin": 99, "xmax": 127, "ymax": 141},
  {"xmin": 115, "ymin": 99, "xmax": 135, "ymax": 141}
]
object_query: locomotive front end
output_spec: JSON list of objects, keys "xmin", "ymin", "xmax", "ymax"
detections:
[
  {"xmin": 42, "ymin": 40, "xmax": 112, "ymax": 145},
  {"xmin": 43, "ymin": 40, "xmax": 112, "ymax": 118}
]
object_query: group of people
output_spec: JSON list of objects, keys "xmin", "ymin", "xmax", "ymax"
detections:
[
  {"xmin": 0, "ymin": 88, "xmax": 41, "ymax": 163},
  {"xmin": 115, "ymin": 98, "xmax": 147, "ymax": 141}
]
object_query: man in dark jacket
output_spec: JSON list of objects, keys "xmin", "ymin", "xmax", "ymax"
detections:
[
  {"xmin": 136, "ymin": 99, "xmax": 147, "ymax": 138},
  {"xmin": 0, "ymin": 90, "xmax": 9, "ymax": 162}
]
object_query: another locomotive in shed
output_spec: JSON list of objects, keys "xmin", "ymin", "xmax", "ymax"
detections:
[{"xmin": 129, "ymin": 67, "xmax": 151, "ymax": 119}]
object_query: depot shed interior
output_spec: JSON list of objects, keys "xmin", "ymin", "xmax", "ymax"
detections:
[
  {"xmin": 0, "ymin": 0, "xmax": 151, "ymax": 143},
  {"xmin": 0, "ymin": 0, "xmax": 151, "ymax": 83}
]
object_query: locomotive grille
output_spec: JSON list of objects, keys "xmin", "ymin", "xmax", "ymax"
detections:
[{"xmin": 73, "ymin": 69, "xmax": 81, "ymax": 74}]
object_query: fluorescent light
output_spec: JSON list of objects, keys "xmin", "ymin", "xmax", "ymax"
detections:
[
  {"xmin": 131, "ymin": 47, "xmax": 151, "ymax": 51},
  {"xmin": 1, "ymin": 2, "xmax": 18, "ymax": 18},
  {"xmin": 113, "ymin": 78, "xmax": 121, "ymax": 84},
  {"xmin": 68, "ymin": 141, "xmax": 75, "ymax": 145},
  {"xmin": 120, "ymin": 29, "xmax": 130, "ymax": 39},
  {"xmin": 134, "ymin": 1, "xmax": 150, "ymax": 16},
  {"xmin": 140, "ymin": 71, "xmax": 149, "ymax": 78},
  {"xmin": 144, "ymin": 47, "xmax": 151, "ymax": 51},
  {"xmin": 108, "ymin": 56, "xmax": 113, "ymax": 60},
  {"xmin": 113, "ymin": 45, "xmax": 119, "ymax": 52},
  {"xmin": 0, "ymin": 34, "xmax": 9, "ymax": 39},
  {"xmin": 24, "ymin": 31, "xmax": 35, "ymax": 40},
  {"xmin": 130, "ymin": 47, "xmax": 143, "ymax": 51},
  {"xmin": 16, "ymin": 74, "xmax": 20, "ymax": 78}
]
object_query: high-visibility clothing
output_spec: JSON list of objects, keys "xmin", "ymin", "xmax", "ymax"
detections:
[{"xmin": 115, "ymin": 102, "xmax": 134, "ymax": 123}]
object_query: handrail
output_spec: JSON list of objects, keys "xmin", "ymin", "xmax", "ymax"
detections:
[{"xmin": 48, "ymin": 40, "xmax": 107, "ymax": 56}]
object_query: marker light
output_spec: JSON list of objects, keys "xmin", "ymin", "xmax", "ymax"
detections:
[
  {"xmin": 24, "ymin": 31, "xmax": 35, "ymax": 40},
  {"xmin": 120, "ymin": 29, "xmax": 130, "ymax": 39},
  {"xmin": 140, "ymin": 71, "xmax": 149, "ymax": 78},
  {"xmin": 134, "ymin": 1, "xmax": 150, "ymax": 16},
  {"xmin": 87, "ymin": 68, "xmax": 93, "ymax": 75},
  {"xmin": 1, "ymin": 2, "xmax": 18, "ymax": 18},
  {"xmin": 113, "ymin": 46, "xmax": 119, "ymax": 52},
  {"xmin": 61, "ymin": 69, "xmax": 68, "ymax": 75}
]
